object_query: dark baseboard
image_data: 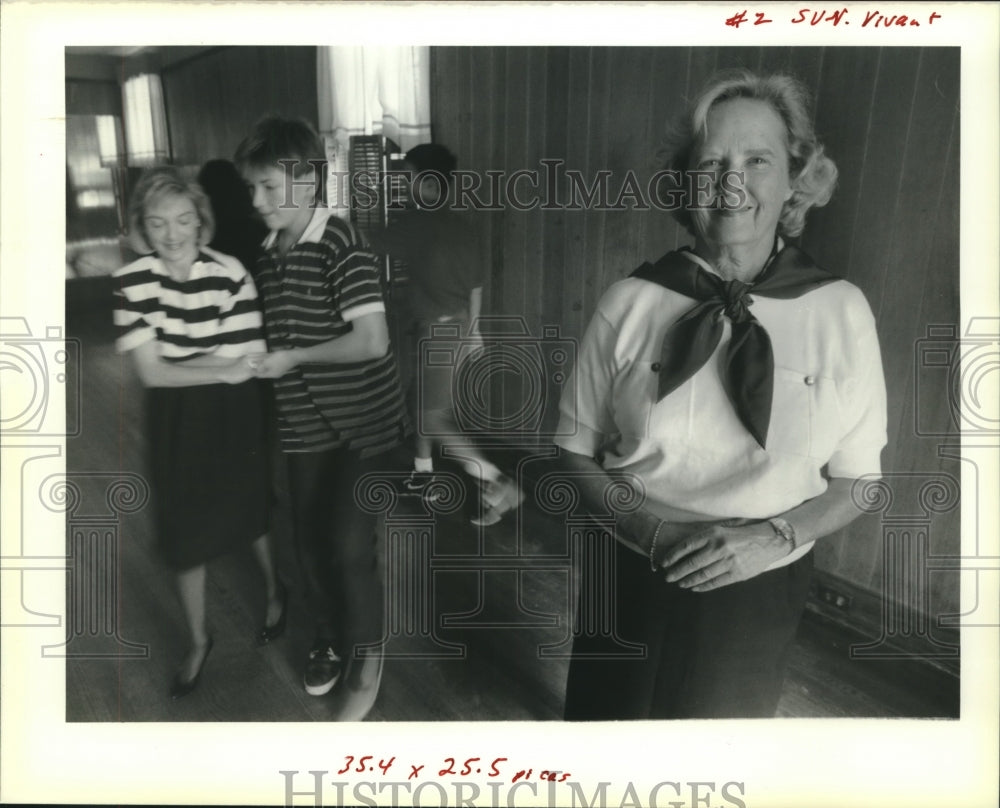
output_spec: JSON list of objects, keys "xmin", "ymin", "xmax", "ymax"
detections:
[{"xmin": 806, "ymin": 567, "xmax": 960, "ymax": 679}]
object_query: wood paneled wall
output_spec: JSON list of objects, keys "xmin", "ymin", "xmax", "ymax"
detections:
[
  {"xmin": 431, "ymin": 47, "xmax": 961, "ymax": 617},
  {"xmin": 160, "ymin": 47, "xmax": 318, "ymax": 166}
]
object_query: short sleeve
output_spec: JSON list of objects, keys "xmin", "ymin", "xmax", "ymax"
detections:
[
  {"xmin": 553, "ymin": 306, "xmax": 620, "ymax": 458},
  {"xmin": 336, "ymin": 245, "xmax": 387, "ymax": 322},
  {"xmin": 112, "ymin": 260, "xmax": 158, "ymax": 353},
  {"xmin": 827, "ymin": 292, "xmax": 888, "ymax": 479},
  {"xmin": 209, "ymin": 254, "xmax": 268, "ymax": 357}
]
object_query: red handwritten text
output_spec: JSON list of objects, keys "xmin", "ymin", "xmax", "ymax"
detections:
[
  {"xmin": 862, "ymin": 10, "xmax": 942, "ymax": 27},
  {"xmin": 791, "ymin": 7, "xmax": 849, "ymax": 25},
  {"xmin": 725, "ymin": 10, "xmax": 773, "ymax": 27},
  {"xmin": 725, "ymin": 9, "xmax": 943, "ymax": 28},
  {"xmin": 334, "ymin": 754, "xmax": 569, "ymax": 784}
]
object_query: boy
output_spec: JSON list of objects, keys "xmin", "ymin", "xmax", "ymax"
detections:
[
  {"xmin": 236, "ymin": 116, "xmax": 408, "ymax": 720},
  {"xmin": 374, "ymin": 143, "xmax": 522, "ymax": 526}
]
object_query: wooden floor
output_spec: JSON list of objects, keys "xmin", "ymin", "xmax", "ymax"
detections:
[{"xmin": 64, "ymin": 283, "xmax": 959, "ymax": 722}]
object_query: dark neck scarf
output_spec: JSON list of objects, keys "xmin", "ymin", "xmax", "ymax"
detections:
[{"xmin": 631, "ymin": 244, "xmax": 838, "ymax": 449}]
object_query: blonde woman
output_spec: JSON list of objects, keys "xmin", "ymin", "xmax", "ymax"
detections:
[{"xmin": 114, "ymin": 167, "xmax": 285, "ymax": 699}]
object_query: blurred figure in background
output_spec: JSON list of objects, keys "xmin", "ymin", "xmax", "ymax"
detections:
[
  {"xmin": 197, "ymin": 158, "xmax": 269, "ymax": 278},
  {"xmin": 373, "ymin": 143, "xmax": 522, "ymax": 526}
]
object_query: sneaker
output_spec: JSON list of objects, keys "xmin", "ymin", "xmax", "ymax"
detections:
[
  {"xmin": 303, "ymin": 643, "xmax": 342, "ymax": 696},
  {"xmin": 401, "ymin": 471, "xmax": 442, "ymax": 501}
]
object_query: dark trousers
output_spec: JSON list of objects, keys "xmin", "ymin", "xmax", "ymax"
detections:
[
  {"xmin": 286, "ymin": 449, "xmax": 387, "ymax": 658},
  {"xmin": 564, "ymin": 538, "xmax": 813, "ymax": 720}
]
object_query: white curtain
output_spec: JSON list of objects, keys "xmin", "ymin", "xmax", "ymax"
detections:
[
  {"xmin": 317, "ymin": 46, "xmax": 432, "ymax": 213},
  {"xmin": 122, "ymin": 74, "xmax": 170, "ymax": 166},
  {"xmin": 95, "ymin": 115, "xmax": 122, "ymax": 167}
]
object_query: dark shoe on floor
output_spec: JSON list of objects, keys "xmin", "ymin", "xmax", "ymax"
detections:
[
  {"xmin": 303, "ymin": 642, "xmax": 342, "ymax": 696},
  {"xmin": 169, "ymin": 637, "xmax": 214, "ymax": 700},
  {"xmin": 256, "ymin": 582, "xmax": 288, "ymax": 645},
  {"xmin": 330, "ymin": 651, "xmax": 384, "ymax": 721}
]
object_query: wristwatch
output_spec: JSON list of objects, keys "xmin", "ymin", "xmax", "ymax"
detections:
[{"xmin": 767, "ymin": 517, "xmax": 797, "ymax": 552}]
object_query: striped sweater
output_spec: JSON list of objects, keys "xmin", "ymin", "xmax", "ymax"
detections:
[
  {"xmin": 113, "ymin": 247, "xmax": 267, "ymax": 360},
  {"xmin": 255, "ymin": 207, "xmax": 408, "ymax": 457}
]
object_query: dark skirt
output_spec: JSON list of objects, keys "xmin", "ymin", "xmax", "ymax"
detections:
[
  {"xmin": 146, "ymin": 380, "xmax": 270, "ymax": 571},
  {"xmin": 564, "ymin": 536, "xmax": 813, "ymax": 720}
]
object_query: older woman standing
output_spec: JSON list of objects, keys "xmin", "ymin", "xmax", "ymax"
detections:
[
  {"xmin": 114, "ymin": 167, "xmax": 285, "ymax": 699},
  {"xmin": 554, "ymin": 70, "xmax": 887, "ymax": 719}
]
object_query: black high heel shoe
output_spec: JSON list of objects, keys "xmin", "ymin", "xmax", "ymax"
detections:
[
  {"xmin": 257, "ymin": 582, "xmax": 288, "ymax": 645},
  {"xmin": 169, "ymin": 637, "xmax": 213, "ymax": 700}
]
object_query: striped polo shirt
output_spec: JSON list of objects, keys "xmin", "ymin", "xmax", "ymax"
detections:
[
  {"xmin": 113, "ymin": 247, "xmax": 267, "ymax": 360},
  {"xmin": 255, "ymin": 206, "xmax": 408, "ymax": 456}
]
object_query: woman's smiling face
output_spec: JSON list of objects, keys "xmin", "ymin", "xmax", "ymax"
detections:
[
  {"xmin": 689, "ymin": 97, "xmax": 794, "ymax": 254},
  {"xmin": 143, "ymin": 193, "xmax": 200, "ymax": 266}
]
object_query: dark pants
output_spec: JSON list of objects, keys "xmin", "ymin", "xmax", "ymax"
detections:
[
  {"xmin": 286, "ymin": 449, "xmax": 388, "ymax": 658},
  {"xmin": 564, "ymin": 538, "xmax": 813, "ymax": 720}
]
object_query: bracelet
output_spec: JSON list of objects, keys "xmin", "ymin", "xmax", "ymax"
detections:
[
  {"xmin": 767, "ymin": 517, "xmax": 797, "ymax": 553},
  {"xmin": 648, "ymin": 519, "xmax": 666, "ymax": 572}
]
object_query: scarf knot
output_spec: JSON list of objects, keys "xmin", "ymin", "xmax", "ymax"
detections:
[
  {"xmin": 630, "ymin": 244, "xmax": 839, "ymax": 449},
  {"xmin": 721, "ymin": 279, "xmax": 753, "ymax": 321}
]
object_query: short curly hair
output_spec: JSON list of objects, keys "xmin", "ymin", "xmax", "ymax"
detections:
[
  {"xmin": 127, "ymin": 166, "xmax": 215, "ymax": 254},
  {"xmin": 660, "ymin": 69, "xmax": 838, "ymax": 238}
]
